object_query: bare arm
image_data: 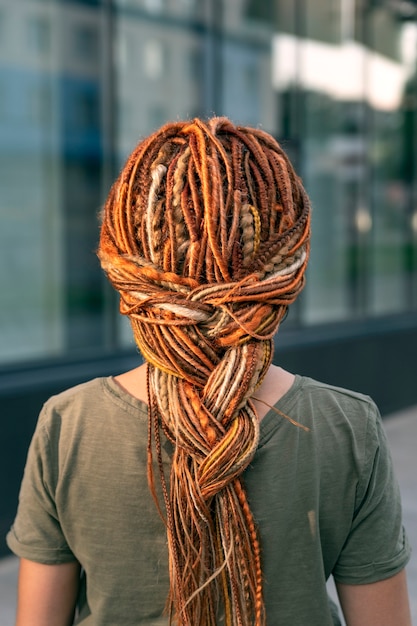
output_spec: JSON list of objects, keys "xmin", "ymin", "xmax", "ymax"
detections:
[
  {"xmin": 15, "ymin": 558, "xmax": 81, "ymax": 626},
  {"xmin": 336, "ymin": 569, "xmax": 412, "ymax": 626}
]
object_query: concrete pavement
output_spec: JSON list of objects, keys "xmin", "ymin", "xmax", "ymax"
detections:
[
  {"xmin": 1, "ymin": 405, "xmax": 416, "ymax": 625},
  {"xmin": 0, "ymin": 555, "xmax": 18, "ymax": 626},
  {"xmin": 384, "ymin": 404, "xmax": 417, "ymax": 623}
]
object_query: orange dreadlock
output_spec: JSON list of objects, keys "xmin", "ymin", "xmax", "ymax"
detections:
[{"xmin": 98, "ymin": 117, "xmax": 311, "ymax": 626}]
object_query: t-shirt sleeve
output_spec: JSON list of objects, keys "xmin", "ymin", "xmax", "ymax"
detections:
[
  {"xmin": 332, "ymin": 401, "xmax": 411, "ymax": 584},
  {"xmin": 6, "ymin": 405, "xmax": 76, "ymax": 564}
]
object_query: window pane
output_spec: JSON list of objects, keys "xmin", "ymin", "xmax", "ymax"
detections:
[
  {"xmin": 294, "ymin": 0, "xmax": 357, "ymax": 322},
  {"xmin": 368, "ymin": 11, "xmax": 417, "ymax": 313},
  {"xmin": 0, "ymin": 155, "xmax": 63, "ymax": 362},
  {"xmin": 218, "ymin": 2, "xmax": 276, "ymax": 130},
  {"xmin": 27, "ymin": 15, "xmax": 51, "ymax": 56},
  {"xmin": 0, "ymin": 1, "xmax": 105, "ymax": 364},
  {"xmin": 283, "ymin": 0, "xmax": 417, "ymax": 322},
  {"xmin": 114, "ymin": 5, "xmax": 204, "ymax": 152}
]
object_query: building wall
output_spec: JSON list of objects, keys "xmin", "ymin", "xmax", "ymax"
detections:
[{"xmin": 1, "ymin": 0, "xmax": 417, "ymax": 556}]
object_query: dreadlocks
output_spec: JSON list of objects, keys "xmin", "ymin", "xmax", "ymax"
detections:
[{"xmin": 98, "ymin": 117, "xmax": 311, "ymax": 625}]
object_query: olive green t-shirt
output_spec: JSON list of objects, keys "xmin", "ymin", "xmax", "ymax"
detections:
[{"xmin": 7, "ymin": 375, "xmax": 411, "ymax": 625}]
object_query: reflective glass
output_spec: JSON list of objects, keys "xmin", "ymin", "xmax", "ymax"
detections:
[
  {"xmin": 1, "ymin": 2, "xmax": 62, "ymax": 362},
  {"xmin": 113, "ymin": 2, "xmax": 204, "ymax": 158},
  {"xmin": 219, "ymin": 3, "xmax": 276, "ymax": 130},
  {"xmin": 0, "ymin": 1, "xmax": 104, "ymax": 363},
  {"xmin": 295, "ymin": 0, "xmax": 364, "ymax": 322},
  {"xmin": 275, "ymin": 0, "xmax": 417, "ymax": 322},
  {"xmin": 368, "ymin": 14, "xmax": 417, "ymax": 313},
  {"xmin": 1, "ymin": 0, "xmax": 417, "ymax": 366}
]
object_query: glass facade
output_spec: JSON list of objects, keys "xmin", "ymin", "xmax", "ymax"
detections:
[{"xmin": 1, "ymin": 0, "xmax": 417, "ymax": 365}]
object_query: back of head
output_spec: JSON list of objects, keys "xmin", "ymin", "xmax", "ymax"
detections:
[{"xmin": 98, "ymin": 117, "xmax": 310, "ymax": 625}]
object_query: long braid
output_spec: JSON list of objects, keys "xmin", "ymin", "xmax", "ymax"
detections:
[{"xmin": 98, "ymin": 117, "xmax": 311, "ymax": 625}]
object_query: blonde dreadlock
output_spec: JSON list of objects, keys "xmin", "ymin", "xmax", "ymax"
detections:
[{"xmin": 98, "ymin": 117, "xmax": 311, "ymax": 626}]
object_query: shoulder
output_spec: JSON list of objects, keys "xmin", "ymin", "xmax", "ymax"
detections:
[
  {"xmin": 39, "ymin": 377, "xmax": 147, "ymax": 440},
  {"xmin": 293, "ymin": 378, "xmax": 390, "ymax": 492},
  {"xmin": 43, "ymin": 376, "xmax": 146, "ymax": 412},
  {"xmin": 287, "ymin": 376, "xmax": 384, "ymax": 466},
  {"xmin": 297, "ymin": 376, "xmax": 379, "ymax": 427},
  {"xmin": 44, "ymin": 377, "xmax": 107, "ymax": 408},
  {"xmin": 299, "ymin": 375, "xmax": 374, "ymax": 407},
  {"xmin": 40, "ymin": 378, "xmax": 108, "ymax": 425}
]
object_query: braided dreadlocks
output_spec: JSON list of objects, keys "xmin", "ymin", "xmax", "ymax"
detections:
[{"xmin": 98, "ymin": 117, "xmax": 311, "ymax": 625}]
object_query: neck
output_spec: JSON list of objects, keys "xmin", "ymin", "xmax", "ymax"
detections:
[{"xmin": 114, "ymin": 363, "xmax": 295, "ymax": 423}]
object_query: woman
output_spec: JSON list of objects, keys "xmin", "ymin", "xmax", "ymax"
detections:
[{"xmin": 7, "ymin": 118, "xmax": 412, "ymax": 625}]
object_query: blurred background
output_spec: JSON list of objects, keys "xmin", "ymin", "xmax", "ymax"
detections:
[{"xmin": 0, "ymin": 0, "xmax": 416, "ymax": 566}]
